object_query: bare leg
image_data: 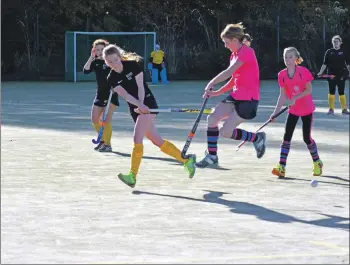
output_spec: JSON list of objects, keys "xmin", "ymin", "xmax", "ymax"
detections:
[
  {"xmin": 117, "ymin": 114, "xmax": 156, "ymax": 187},
  {"xmin": 99, "ymin": 103, "xmax": 117, "ymax": 148},
  {"xmin": 220, "ymin": 107, "xmax": 266, "ymax": 159}
]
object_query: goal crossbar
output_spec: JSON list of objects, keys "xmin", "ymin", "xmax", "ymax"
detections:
[{"xmin": 65, "ymin": 31, "xmax": 156, "ymax": 82}]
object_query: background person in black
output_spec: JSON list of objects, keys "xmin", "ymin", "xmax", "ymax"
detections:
[
  {"xmin": 317, "ymin": 35, "xmax": 350, "ymax": 115},
  {"xmin": 83, "ymin": 39, "xmax": 120, "ymax": 152},
  {"xmin": 103, "ymin": 44, "xmax": 196, "ymax": 188}
]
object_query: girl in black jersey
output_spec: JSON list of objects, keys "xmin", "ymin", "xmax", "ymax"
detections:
[
  {"xmin": 102, "ymin": 44, "xmax": 196, "ymax": 188},
  {"xmin": 317, "ymin": 35, "xmax": 350, "ymax": 115},
  {"xmin": 83, "ymin": 39, "xmax": 120, "ymax": 152}
]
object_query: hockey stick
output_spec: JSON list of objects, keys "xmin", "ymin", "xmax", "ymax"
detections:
[
  {"xmin": 236, "ymin": 106, "xmax": 289, "ymax": 151},
  {"xmin": 148, "ymin": 108, "xmax": 213, "ymax": 114},
  {"xmin": 316, "ymin": 74, "xmax": 350, "ymax": 80},
  {"xmin": 316, "ymin": 74, "xmax": 335, "ymax": 79},
  {"xmin": 181, "ymin": 95, "xmax": 211, "ymax": 158},
  {"xmin": 92, "ymin": 90, "xmax": 113, "ymax": 144}
]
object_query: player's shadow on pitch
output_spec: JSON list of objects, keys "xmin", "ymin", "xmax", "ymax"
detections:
[
  {"xmin": 112, "ymin": 151, "xmax": 180, "ymax": 163},
  {"xmin": 321, "ymin": 175, "xmax": 349, "ymax": 183},
  {"xmin": 132, "ymin": 190, "xmax": 349, "ymax": 231},
  {"xmin": 270, "ymin": 176, "xmax": 349, "ymax": 187},
  {"xmin": 112, "ymin": 151, "xmax": 231, "ymax": 170}
]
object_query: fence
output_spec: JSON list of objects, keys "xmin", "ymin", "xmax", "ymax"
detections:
[{"xmin": 2, "ymin": 15, "xmax": 349, "ymax": 81}]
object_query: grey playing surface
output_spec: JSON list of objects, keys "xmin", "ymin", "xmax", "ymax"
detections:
[{"xmin": 1, "ymin": 80, "xmax": 349, "ymax": 264}]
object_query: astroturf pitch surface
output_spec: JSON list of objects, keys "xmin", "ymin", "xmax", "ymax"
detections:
[{"xmin": 1, "ymin": 80, "xmax": 349, "ymax": 264}]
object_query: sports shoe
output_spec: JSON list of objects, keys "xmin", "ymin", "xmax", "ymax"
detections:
[
  {"xmin": 118, "ymin": 172, "xmax": 136, "ymax": 188},
  {"xmin": 195, "ymin": 151, "xmax": 219, "ymax": 168},
  {"xmin": 272, "ymin": 164, "xmax": 286, "ymax": 178},
  {"xmin": 184, "ymin": 154, "xmax": 196, "ymax": 179},
  {"xmin": 253, "ymin": 132, "xmax": 266, "ymax": 159},
  {"xmin": 98, "ymin": 144, "xmax": 112, "ymax": 152},
  {"xmin": 313, "ymin": 159, "xmax": 323, "ymax": 176},
  {"xmin": 342, "ymin": 109, "xmax": 350, "ymax": 115},
  {"xmin": 94, "ymin": 141, "xmax": 105, "ymax": 151},
  {"xmin": 327, "ymin": 109, "xmax": 334, "ymax": 115}
]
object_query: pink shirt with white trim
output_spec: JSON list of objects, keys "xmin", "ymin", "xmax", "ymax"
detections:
[
  {"xmin": 278, "ymin": 66, "xmax": 315, "ymax": 116},
  {"xmin": 229, "ymin": 45, "xmax": 260, "ymax": 100}
]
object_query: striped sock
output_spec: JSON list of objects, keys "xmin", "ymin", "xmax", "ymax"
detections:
[
  {"xmin": 279, "ymin": 141, "xmax": 291, "ymax": 166},
  {"xmin": 207, "ymin": 127, "xmax": 219, "ymax": 156},
  {"xmin": 231, "ymin": 128, "xmax": 257, "ymax": 142},
  {"xmin": 307, "ymin": 140, "xmax": 320, "ymax": 162}
]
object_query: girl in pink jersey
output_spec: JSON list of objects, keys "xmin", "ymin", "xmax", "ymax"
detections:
[
  {"xmin": 196, "ymin": 23, "xmax": 266, "ymax": 168},
  {"xmin": 270, "ymin": 47, "xmax": 323, "ymax": 178}
]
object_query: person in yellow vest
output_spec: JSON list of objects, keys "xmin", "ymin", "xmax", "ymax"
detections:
[{"xmin": 150, "ymin": 44, "xmax": 169, "ymax": 83}]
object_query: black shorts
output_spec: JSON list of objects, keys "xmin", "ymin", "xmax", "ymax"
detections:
[
  {"xmin": 222, "ymin": 95, "xmax": 259, "ymax": 120},
  {"xmin": 94, "ymin": 92, "xmax": 119, "ymax": 107},
  {"xmin": 129, "ymin": 94, "xmax": 159, "ymax": 122}
]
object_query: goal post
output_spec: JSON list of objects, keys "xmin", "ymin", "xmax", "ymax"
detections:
[{"xmin": 65, "ymin": 31, "xmax": 156, "ymax": 82}]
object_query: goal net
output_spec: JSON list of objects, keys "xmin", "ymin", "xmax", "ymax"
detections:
[{"xmin": 65, "ymin": 31, "xmax": 156, "ymax": 82}]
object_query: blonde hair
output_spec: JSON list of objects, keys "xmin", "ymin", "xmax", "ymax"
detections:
[
  {"xmin": 92, "ymin": 39, "xmax": 109, "ymax": 48},
  {"xmin": 243, "ymin": 33, "xmax": 253, "ymax": 42},
  {"xmin": 284, "ymin": 47, "xmax": 304, "ymax": 65},
  {"xmin": 332, "ymin": 35, "xmax": 342, "ymax": 43},
  {"xmin": 220, "ymin": 23, "xmax": 245, "ymax": 42},
  {"xmin": 102, "ymin": 44, "xmax": 143, "ymax": 62}
]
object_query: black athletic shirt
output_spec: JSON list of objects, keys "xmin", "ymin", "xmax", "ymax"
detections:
[
  {"xmin": 83, "ymin": 58, "xmax": 110, "ymax": 91},
  {"xmin": 107, "ymin": 60, "xmax": 155, "ymax": 104},
  {"xmin": 323, "ymin": 48, "xmax": 349, "ymax": 76}
]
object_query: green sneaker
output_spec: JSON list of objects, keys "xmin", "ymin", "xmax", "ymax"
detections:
[
  {"xmin": 272, "ymin": 163, "xmax": 286, "ymax": 178},
  {"xmin": 184, "ymin": 154, "xmax": 196, "ymax": 179},
  {"xmin": 118, "ymin": 172, "xmax": 136, "ymax": 188},
  {"xmin": 313, "ymin": 159, "xmax": 323, "ymax": 176}
]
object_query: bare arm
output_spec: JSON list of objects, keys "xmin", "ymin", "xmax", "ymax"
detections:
[
  {"xmin": 346, "ymin": 61, "xmax": 350, "ymax": 75},
  {"xmin": 292, "ymin": 81, "xmax": 312, "ymax": 101},
  {"xmin": 135, "ymin": 72, "xmax": 145, "ymax": 103},
  {"xmin": 318, "ymin": 50, "xmax": 328, "ymax": 75},
  {"xmin": 83, "ymin": 55, "xmax": 94, "ymax": 74},
  {"xmin": 318, "ymin": 64, "xmax": 327, "ymax": 75},
  {"xmin": 345, "ymin": 51, "xmax": 350, "ymax": 74},
  {"xmin": 113, "ymin": 85, "xmax": 142, "ymax": 107},
  {"xmin": 209, "ymin": 61, "xmax": 244, "ymax": 85},
  {"xmin": 272, "ymin": 86, "xmax": 287, "ymax": 115},
  {"xmin": 214, "ymin": 77, "xmax": 235, "ymax": 96}
]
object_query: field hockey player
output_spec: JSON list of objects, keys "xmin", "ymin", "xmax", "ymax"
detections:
[
  {"xmin": 83, "ymin": 39, "xmax": 119, "ymax": 152},
  {"xmin": 271, "ymin": 47, "xmax": 323, "ymax": 178},
  {"xmin": 196, "ymin": 23, "xmax": 266, "ymax": 168},
  {"xmin": 103, "ymin": 44, "xmax": 196, "ymax": 188}
]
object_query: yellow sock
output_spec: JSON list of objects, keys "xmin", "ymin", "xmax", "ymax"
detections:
[
  {"xmin": 92, "ymin": 122, "xmax": 105, "ymax": 142},
  {"xmin": 131, "ymin": 144, "xmax": 144, "ymax": 176},
  {"xmin": 103, "ymin": 122, "xmax": 112, "ymax": 145},
  {"xmin": 328, "ymin": 94, "xmax": 335, "ymax": 110},
  {"xmin": 160, "ymin": 140, "xmax": 188, "ymax": 164},
  {"xmin": 92, "ymin": 122, "xmax": 101, "ymax": 132},
  {"xmin": 339, "ymin": 95, "xmax": 347, "ymax": 110}
]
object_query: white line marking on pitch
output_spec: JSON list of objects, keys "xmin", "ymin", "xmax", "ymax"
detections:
[
  {"xmin": 92, "ymin": 250, "xmax": 349, "ymax": 264},
  {"xmin": 310, "ymin": 240, "xmax": 349, "ymax": 252}
]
